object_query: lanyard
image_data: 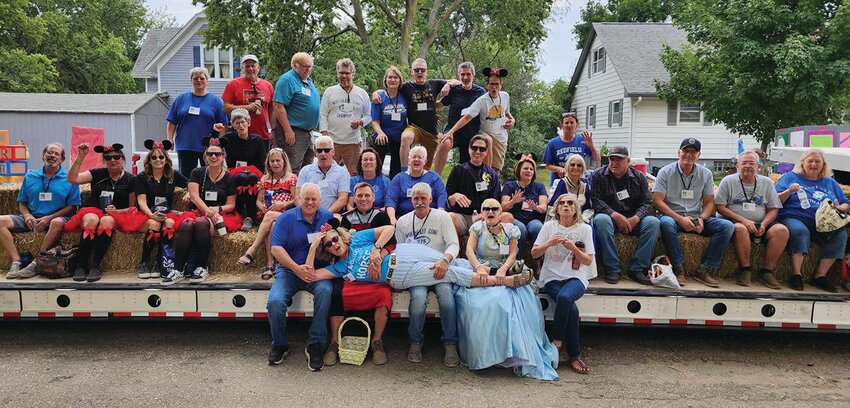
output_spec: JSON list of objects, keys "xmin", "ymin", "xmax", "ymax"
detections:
[
  {"xmin": 42, "ymin": 171, "xmax": 55, "ymax": 193},
  {"xmin": 487, "ymin": 224, "xmax": 505, "ymax": 245},
  {"xmin": 354, "ymin": 209, "xmax": 374, "ymax": 225},
  {"xmin": 739, "ymin": 176, "xmax": 757, "ymax": 203},
  {"xmin": 389, "ymin": 92, "xmax": 399, "ymax": 113},
  {"xmin": 676, "ymin": 163, "xmax": 694, "ymax": 191},
  {"xmin": 412, "ymin": 209, "xmax": 431, "ymax": 240}
]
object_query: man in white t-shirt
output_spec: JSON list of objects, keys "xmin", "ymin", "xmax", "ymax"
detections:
[
  {"xmin": 395, "ymin": 182, "xmax": 460, "ymax": 367},
  {"xmin": 319, "ymin": 58, "xmax": 371, "ymax": 176},
  {"xmin": 442, "ymin": 67, "xmax": 515, "ymax": 171}
]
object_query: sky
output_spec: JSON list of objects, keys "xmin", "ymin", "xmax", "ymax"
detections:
[{"xmin": 143, "ymin": 0, "xmax": 586, "ymax": 83}]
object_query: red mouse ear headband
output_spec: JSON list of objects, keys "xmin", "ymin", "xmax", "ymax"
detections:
[
  {"xmin": 144, "ymin": 139, "xmax": 173, "ymax": 151},
  {"xmin": 93, "ymin": 143, "xmax": 124, "ymax": 154},
  {"xmin": 482, "ymin": 67, "xmax": 508, "ymax": 78},
  {"xmin": 202, "ymin": 136, "xmax": 229, "ymax": 149}
]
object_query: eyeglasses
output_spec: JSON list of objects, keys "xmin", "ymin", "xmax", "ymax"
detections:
[
  {"xmin": 337, "ymin": 71, "xmax": 352, "ymax": 76},
  {"xmin": 150, "ymin": 155, "xmax": 166, "ymax": 161},
  {"xmin": 470, "ymin": 146, "xmax": 488, "ymax": 152},
  {"xmin": 103, "ymin": 155, "xmax": 123, "ymax": 161},
  {"xmin": 568, "ymin": 163, "xmax": 583, "ymax": 168},
  {"xmin": 412, "ymin": 68, "xmax": 427, "ymax": 73},
  {"xmin": 739, "ymin": 161, "xmax": 758, "ymax": 166},
  {"xmin": 323, "ymin": 236, "xmax": 340, "ymax": 248},
  {"xmin": 481, "ymin": 207, "xmax": 500, "ymax": 213},
  {"xmin": 560, "ymin": 200, "xmax": 576, "ymax": 206},
  {"xmin": 315, "ymin": 148, "xmax": 332, "ymax": 154},
  {"xmin": 296, "ymin": 64, "xmax": 313, "ymax": 69},
  {"xmin": 205, "ymin": 152, "xmax": 223, "ymax": 157}
]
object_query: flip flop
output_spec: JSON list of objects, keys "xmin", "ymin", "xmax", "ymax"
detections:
[
  {"xmin": 569, "ymin": 357, "xmax": 589, "ymax": 374},
  {"xmin": 260, "ymin": 266, "xmax": 274, "ymax": 280},
  {"xmin": 237, "ymin": 252, "xmax": 255, "ymax": 266}
]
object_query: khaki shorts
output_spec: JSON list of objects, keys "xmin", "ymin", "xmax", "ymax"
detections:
[
  {"xmin": 404, "ymin": 124, "xmax": 439, "ymax": 169},
  {"xmin": 486, "ymin": 133, "xmax": 507, "ymax": 171},
  {"xmin": 333, "ymin": 142, "xmax": 361, "ymax": 176}
]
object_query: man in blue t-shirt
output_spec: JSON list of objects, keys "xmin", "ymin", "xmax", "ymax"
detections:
[
  {"xmin": 433, "ymin": 62, "xmax": 485, "ymax": 175},
  {"xmin": 267, "ymin": 183, "xmax": 334, "ymax": 371},
  {"xmin": 2, "ymin": 143, "xmax": 81, "ymax": 279},
  {"xmin": 273, "ymin": 52, "xmax": 321, "ymax": 172},
  {"xmin": 543, "ymin": 112, "xmax": 600, "ymax": 185}
]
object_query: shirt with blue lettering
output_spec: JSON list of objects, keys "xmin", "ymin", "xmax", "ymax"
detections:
[
  {"xmin": 273, "ymin": 69, "xmax": 321, "ymax": 130},
  {"xmin": 543, "ymin": 135, "xmax": 593, "ymax": 185},
  {"xmin": 371, "ymin": 91, "xmax": 408, "ymax": 142},
  {"xmin": 327, "ymin": 228, "xmax": 390, "ymax": 283},
  {"xmin": 17, "ymin": 167, "xmax": 81, "ymax": 218},
  {"xmin": 166, "ymin": 92, "xmax": 228, "ymax": 153},
  {"xmin": 774, "ymin": 171, "xmax": 850, "ymax": 221}
]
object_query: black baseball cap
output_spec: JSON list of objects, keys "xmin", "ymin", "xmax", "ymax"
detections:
[
  {"xmin": 607, "ymin": 146, "xmax": 629, "ymax": 158},
  {"xmin": 679, "ymin": 138, "xmax": 701, "ymax": 151}
]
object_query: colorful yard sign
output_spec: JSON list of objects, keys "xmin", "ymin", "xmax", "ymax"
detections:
[
  {"xmin": 789, "ymin": 130, "xmax": 805, "ymax": 147},
  {"xmin": 71, "ymin": 126, "xmax": 104, "ymax": 172},
  {"xmin": 807, "ymin": 130, "xmax": 835, "ymax": 148},
  {"xmin": 839, "ymin": 132, "xmax": 850, "ymax": 148}
]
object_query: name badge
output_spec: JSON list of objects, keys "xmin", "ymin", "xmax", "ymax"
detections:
[
  {"xmin": 343, "ymin": 273, "xmax": 356, "ymax": 282},
  {"xmin": 236, "ymin": 161, "xmax": 247, "ymax": 168},
  {"xmin": 391, "ymin": 112, "xmax": 401, "ymax": 121},
  {"xmin": 204, "ymin": 191, "xmax": 218, "ymax": 201},
  {"xmin": 188, "ymin": 106, "xmax": 201, "ymax": 115},
  {"xmin": 616, "ymin": 190, "xmax": 630, "ymax": 200},
  {"xmin": 100, "ymin": 191, "xmax": 114, "ymax": 199},
  {"xmin": 301, "ymin": 87, "xmax": 311, "ymax": 96},
  {"xmin": 499, "ymin": 244, "xmax": 510, "ymax": 256},
  {"xmin": 417, "ymin": 102, "xmax": 427, "ymax": 111},
  {"xmin": 154, "ymin": 196, "xmax": 167, "ymax": 205},
  {"xmin": 39, "ymin": 192, "xmax": 53, "ymax": 201},
  {"xmin": 307, "ymin": 232, "xmax": 319, "ymax": 243},
  {"xmin": 521, "ymin": 200, "xmax": 533, "ymax": 211},
  {"xmin": 680, "ymin": 190, "xmax": 694, "ymax": 199},
  {"xmin": 475, "ymin": 181, "xmax": 488, "ymax": 192},
  {"xmin": 318, "ymin": 179, "xmax": 329, "ymax": 189},
  {"xmin": 406, "ymin": 188, "xmax": 413, "ymax": 198},
  {"xmin": 742, "ymin": 202, "xmax": 756, "ymax": 212}
]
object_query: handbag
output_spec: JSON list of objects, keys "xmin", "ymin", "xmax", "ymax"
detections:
[
  {"xmin": 648, "ymin": 255, "xmax": 681, "ymax": 289},
  {"xmin": 35, "ymin": 245, "xmax": 79, "ymax": 279},
  {"xmin": 815, "ymin": 199, "xmax": 850, "ymax": 233}
]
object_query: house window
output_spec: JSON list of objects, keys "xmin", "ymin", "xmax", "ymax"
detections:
[
  {"xmin": 586, "ymin": 105, "xmax": 596, "ymax": 128},
  {"xmin": 679, "ymin": 102, "xmax": 701, "ymax": 123},
  {"xmin": 609, "ymin": 99, "xmax": 622, "ymax": 127},
  {"xmin": 591, "ymin": 47, "xmax": 606, "ymax": 76},
  {"xmin": 201, "ymin": 46, "xmax": 233, "ymax": 79},
  {"xmin": 713, "ymin": 160, "xmax": 733, "ymax": 174}
]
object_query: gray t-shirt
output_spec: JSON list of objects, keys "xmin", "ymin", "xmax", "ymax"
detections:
[
  {"xmin": 652, "ymin": 162, "xmax": 714, "ymax": 217},
  {"xmin": 714, "ymin": 174, "xmax": 782, "ymax": 222}
]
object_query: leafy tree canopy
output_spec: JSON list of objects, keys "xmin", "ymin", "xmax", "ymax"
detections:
[{"xmin": 572, "ymin": 0, "xmax": 678, "ymax": 48}]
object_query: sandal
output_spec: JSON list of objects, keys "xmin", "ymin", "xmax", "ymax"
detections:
[
  {"xmin": 237, "ymin": 251, "xmax": 255, "ymax": 266},
  {"xmin": 569, "ymin": 357, "xmax": 589, "ymax": 374},
  {"xmin": 509, "ymin": 270, "xmax": 534, "ymax": 288},
  {"xmin": 260, "ymin": 267, "xmax": 274, "ymax": 280}
]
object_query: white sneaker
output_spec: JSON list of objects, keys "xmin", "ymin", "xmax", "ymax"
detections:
[
  {"xmin": 5, "ymin": 261, "xmax": 21, "ymax": 279},
  {"xmin": 17, "ymin": 261, "xmax": 37, "ymax": 278},
  {"xmin": 189, "ymin": 267, "xmax": 209, "ymax": 283},
  {"xmin": 160, "ymin": 269, "xmax": 184, "ymax": 286}
]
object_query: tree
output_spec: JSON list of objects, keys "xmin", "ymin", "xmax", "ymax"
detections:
[
  {"xmin": 656, "ymin": 0, "xmax": 850, "ymax": 150},
  {"xmin": 573, "ymin": 0, "xmax": 678, "ymax": 48}
]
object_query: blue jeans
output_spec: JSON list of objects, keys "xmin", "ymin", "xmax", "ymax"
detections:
[
  {"xmin": 543, "ymin": 278, "xmax": 585, "ymax": 358},
  {"xmin": 593, "ymin": 214, "xmax": 660, "ymax": 275},
  {"xmin": 267, "ymin": 267, "xmax": 332, "ymax": 347},
  {"xmin": 513, "ymin": 219, "xmax": 544, "ymax": 252},
  {"xmin": 658, "ymin": 216, "xmax": 734, "ymax": 268},
  {"xmin": 408, "ymin": 283, "xmax": 457, "ymax": 345},
  {"xmin": 780, "ymin": 217, "xmax": 848, "ymax": 259}
]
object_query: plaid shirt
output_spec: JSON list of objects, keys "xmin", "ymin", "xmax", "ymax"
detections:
[{"xmin": 590, "ymin": 165, "xmax": 654, "ymax": 219}]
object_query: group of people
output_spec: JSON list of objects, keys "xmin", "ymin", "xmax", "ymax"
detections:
[{"xmin": 2, "ymin": 51, "xmax": 849, "ymax": 380}]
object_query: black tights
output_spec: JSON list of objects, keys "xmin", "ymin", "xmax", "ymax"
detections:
[
  {"xmin": 234, "ymin": 172, "xmax": 259, "ymax": 220},
  {"xmin": 174, "ymin": 219, "xmax": 211, "ymax": 272},
  {"xmin": 77, "ymin": 228, "xmax": 112, "ymax": 270}
]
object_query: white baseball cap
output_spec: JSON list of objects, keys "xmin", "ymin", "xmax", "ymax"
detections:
[{"xmin": 241, "ymin": 54, "xmax": 259, "ymax": 64}]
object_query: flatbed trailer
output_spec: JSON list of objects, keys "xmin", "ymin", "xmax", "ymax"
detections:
[{"xmin": 2, "ymin": 274, "xmax": 849, "ymax": 331}]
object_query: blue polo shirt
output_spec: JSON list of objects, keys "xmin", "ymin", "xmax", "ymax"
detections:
[
  {"xmin": 165, "ymin": 92, "xmax": 228, "ymax": 153},
  {"xmin": 274, "ymin": 69, "xmax": 321, "ymax": 130},
  {"xmin": 350, "ymin": 174, "xmax": 392, "ymax": 208},
  {"xmin": 296, "ymin": 161, "xmax": 351, "ymax": 210},
  {"xmin": 271, "ymin": 207, "xmax": 334, "ymax": 266},
  {"xmin": 386, "ymin": 170, "xmax": 447, "ymax": 217},
  {"xmin": 17, "ymin": 167, "xmax": 81, "ymax": 218}
]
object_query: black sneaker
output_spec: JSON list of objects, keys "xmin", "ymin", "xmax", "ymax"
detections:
[
  {"xmin": 627, "ymin": 270, "xmax": 651, "ymax": 286},
  {"xmin": 789, "ymin": 274, "xmax": 804, "ymax": 291},
  {"xmin": 604, "ymin": 271, "xmax": 619, "ymax": 284},
  {"xmin": 86, "ymin": 268, "xmax": 101, "ymax": 283},
  {"xmin": 267, "ymin": 345, "xmax": 289, "ymax": 365},
  {"xmin": 809, "ymin": 276, "xmax": 838, "ymax": 293},
  {"xmin": 72, "ymin": 267, "xmax": 86, "ymax": 282},
  {"xmin": 305, "ymin": 342, "xmax": 324, "ymax": 372}
]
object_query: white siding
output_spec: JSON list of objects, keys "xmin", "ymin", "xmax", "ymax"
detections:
[
  {"xmin": 631, "ymin": 97, "xmax": 759, "ymax": 163},
  {"xmin": 157, "ymin": 28, "xmax": 228, "ymax": 106},
  {"xmin": 570, "ymin": 35, "xmax": 631, "ymax": 154},
  {"xmin": 145, "ymin": 78, "xmax": 158, "ymax": 93},
  {"xmin": 132, "ymin": 99, "xmax": 170, "ymax": 152}
]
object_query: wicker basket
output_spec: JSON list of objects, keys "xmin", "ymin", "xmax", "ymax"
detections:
[{"xmin": 337, "ymin": 316, "xmax": 372, "ymax": 366}]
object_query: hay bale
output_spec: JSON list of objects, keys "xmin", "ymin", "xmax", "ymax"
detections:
[{"xmin": 1, "ymin": 184, "xmax": 189, "ymax": 215}]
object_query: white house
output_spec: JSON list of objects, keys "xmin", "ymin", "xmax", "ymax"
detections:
[{"xmin": 568, "ymin": 22, "xmax": 758, "ymax": 173}]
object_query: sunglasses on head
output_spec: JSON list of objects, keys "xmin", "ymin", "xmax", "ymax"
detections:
[
  {"xmin": 315, "ymin": 148, "xmax": 332, "ymax": 154},
  {"xmin": 103, "ymin": 155, "xmax": 123, "ymax": 161},
  {"xmin": 413, "ymin": 68, "xmax": 427, "ymax": 73},
  {"xmin": 470, "ymin": 145, "xmax": 488, "ymax": 152},
  {"xmin": 482, "ymin": 207, "xmax": 500, "ymax": 213},
  {"xmin": 205, "ymin": 152, "xmax": 223, "ymax": 157},
  {"xmin": 150, "ymin": 155, "xmax": 166, "ymax": 161},
  {"xmin": 323, "ymin": 236, "xmax": 340, "ymax": 248}
]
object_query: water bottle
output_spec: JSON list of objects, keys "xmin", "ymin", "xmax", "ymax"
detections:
[
  {"xmin": 264, "ymin": 190, "xmax": 273, "ymax": 208},
  {"xmin": 572, "ymin": 242, "xmax": 585, "ymax": 270},
  {"xmin": 797, "ymin": 189, "xmax": 810, "ymax": 209},
  {"xmin": 215, "ymin": 216, "xmax": 228, "ymax": 236},
  {"xmin": 753, "ymin": 222, "xmax": 762, "ymax": 245}
]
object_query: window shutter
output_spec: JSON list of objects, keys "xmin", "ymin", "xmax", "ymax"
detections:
[
  {"xmin": 586, "ymin": 106, "xmax": 590, "ymax": 125},
  {"xmin": 608, "ymin": 101, "xmax": 613, "ymax": 127},
  {"xmin": 667, "ymin": 99, "xmax": 677, "ymax": 126},
  {"xmin": 232, "ymin": 56, "xmax": 240, "ymax": 78},
  {"xmin": 618, "ymin": 99, "xmax": 624, "ymax": 126},
  {"xmin": 600, "ymin": 48, "xmax": 607, "ymax": 72},
  {"xmin": 702, "ymin": 109, "xmax": 712, "ymax": 126},
  {"xmin": 192, "ymin": 46, "xmax": 201, "ymax": 67}
]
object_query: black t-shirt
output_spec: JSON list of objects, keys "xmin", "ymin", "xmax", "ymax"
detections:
[
  {"xmin": 341, "ymin": 209, "xmax": 396, "ymax": 247},
  {"xmin": 86, "ymin": 168, "xmax": 135, "ymax": 209},
  {"xmin": 442, "ymin": 85, "xmax": 486, "ymax": 139},
  {"xmin": 221, "ymin": 130, "xmax": 266, "ymax": 171},
  {"xmin": 445, "ymin": 162, "xmax": 501, "ymax": 215},
  {"xmin": 399, "ymin": 79, "xmax": 447, "ymax": 134},
  {"xmin": 134, "ymin": 171, "xmax": 189, "ymax": 212},
  {"xmin": 188, "ymin": 167, "xmax": 236, "ymax": 208}
]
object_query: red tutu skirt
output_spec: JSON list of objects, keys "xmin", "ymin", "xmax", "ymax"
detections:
[
  {"xmin": 63, "ymin": 207, "xmax": 103, "ymax": 233},
  {"xmin": 169, "ymin": 210, "xmax": 244, "ymax": 233},
  {"xmin": 228, "ymin": 165, "xmax": 263, "ymax": 178},
  {"xmin": 63, "ymin": 207, "xmax": 148, "ymax": 233},
  {"xmin": 342, "ymin": 282, "xmax": 392, "ymax": 311}
]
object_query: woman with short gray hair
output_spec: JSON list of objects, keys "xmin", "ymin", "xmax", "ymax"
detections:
[{"xmin": 213, "ymin": 108, "xmax": 267, "ymax": 231}]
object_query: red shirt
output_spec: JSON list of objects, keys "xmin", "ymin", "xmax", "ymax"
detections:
[{"xmin": 221, "ymin": 76, "xmax": 275, "ymax": 140}]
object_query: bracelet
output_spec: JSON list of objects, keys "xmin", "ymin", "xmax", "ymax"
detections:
[
  {"xmin": 74, "ymin": 159, "xmax": 82, "ymax": 165},
  {"xmin": 373, "ymin": 243, "xmax": 383, "ymax": 250},
  {"xmin": 440, "ymin": 257, "xmax": 450, "ymax": 264}
]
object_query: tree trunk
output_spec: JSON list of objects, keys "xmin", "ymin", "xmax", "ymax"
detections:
[
  {"xmin": 399, "ymin": 0, "xmax": 418, "ymax": 67},
  {"xmin": 351, "ymin": 0, "xmax": 369, "ymax": 45}
]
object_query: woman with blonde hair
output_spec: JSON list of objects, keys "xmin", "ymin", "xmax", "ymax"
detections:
[
  {"xmin": 370, "ymin": 65, "xmax": 407, "ymax": 178},
  {"xmin": 548, "ymin": 154, "xmax": 593, "ymax": 223}
]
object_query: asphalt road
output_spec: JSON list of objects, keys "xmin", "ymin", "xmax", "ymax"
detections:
[{"xmin": 0, "ymin": 320, "xmax": 848, "ymax": 408}]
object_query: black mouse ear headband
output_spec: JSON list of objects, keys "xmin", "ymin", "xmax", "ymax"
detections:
[
  {"xmin": 93, "ymin": 143, "xmax": 124, "ymax": 154},
  {"xmin": 144, "ymin": 139, "xmax": 173, "ymax": 151},
  {"xmin": 482, "ymin": 67, "xmax": 508, "ymax": 78},
  {"xmin": 202, "ymin": 136, "xmax": 229, "ymax": 149}
]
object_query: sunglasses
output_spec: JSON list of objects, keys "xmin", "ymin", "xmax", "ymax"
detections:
[
  {"xmin": 412, "ymin": 68, "xmax": 427, "ymax": 73},
  {"xmin": 560, "ymin": 200, "xmax": 576, "ymax": 206},
  {"xmin": 323, "ymin": 236, "xmax": 340, "ymax": 248},
  {"xmin": 103, "ymin": 155, "xmax": 123, "ymax": 161},
  {"xmin": 150, "ymin": 155, "xmax": 166, "ymax": 161},
  {"xmin": 315, "ymin": 148, "xmax": 332, "ymax": 154},
  {"xmin": 205, "ymin": 152, "xmax": 223, "ymax": 157},
  {"xmin": 470, "ymin": 145, "xmax": 488, "ymax": 152},
  {"xmin": 482, "ymin": 207, "xmax": 500, "ymax": 213}
]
